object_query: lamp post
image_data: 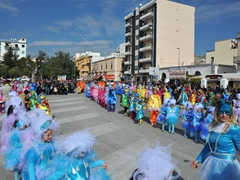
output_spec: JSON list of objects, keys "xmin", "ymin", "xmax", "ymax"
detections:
[{"xmin": 177, "ymin": 48, "xmax": 180, "ymax": 69}]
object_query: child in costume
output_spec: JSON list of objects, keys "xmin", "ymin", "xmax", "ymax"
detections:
[
  {"xmin": 135, "ymin": 98, "xmax": 144, "ymax": 125},
  {"xmin": 21, "ymin": 110, "xmax": 59, "ymax": 180},
  {"xmin": 120, "ymin": 89, "xmax": 130, "ymax": 116},
  {"xmin": 106, "ymin": 87, "xmax": 117, "ymax": 113},
  {"xmin": 189, "ymin": 90, "xmax": 196, "ymax": 106},
  {"xmin": 163, "ymin": 88, "xmax": 171, "ymax": 101},
  {"xmin": 190, "ymin": 103, "xmax": 204, "ymax": 143},
  {"xmin": 233, "ymin": 93, "xmax": 240, "ymax": 122},
  {"xmin": 181, "ymin": 101, "xmax": 194, "ymax": 138},
  {"xmin": 84, "ymin": 83, "xmax": 91, "ymax": 98},
  {"xmin": 46, "ymin": 130, "xmax": 110, "ymax": 180},
  {"xmin": 200, "ymin": 106, "xmax": 214, "ymax": 140},
  {"xmin": 157, "ymin": 98, "xmax": 170, "ymax": 132},
  {"xmin": 26, "ymin": 90, "xmax": 38, "ymax": 110},
  {"xmin": 165, "ymin": 98, "xmax": 180, "ymax": 134},
  {"xmin": 147, "ymin": 88, "xmax": 162, "ymax": 126},
  {"xmin": 130, "ymin": 142, "xmax": 180, "ymax": 180},
  {"xmin": 129, "ymin": 91, "xmax": 136, "ymax": 120},
  {"xmin": 178, "ymin": 88, "xmax": 188, "ymax": 110},
  {"xmin": 192, "ymin": 99, "xmax": 240, "ymax": 180}
]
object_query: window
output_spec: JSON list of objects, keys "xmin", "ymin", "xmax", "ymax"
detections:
[
  {"xmin": 22, "ymin": 51, "xmax": 25, "ymax": 54},
  {"xmin": 111, "ymin": 62, "xmax": 113, "ymax": 69},
  {"xmin": 105, "ymin": 63, "xmax": 107, "ymax": 69},
  {"xmin": 22, "ymin": 45, "xmax": 25, "ymax": 48},
  {"xmin": 101, "ymin": 64, "xmax": 102, "ymax": 70}
]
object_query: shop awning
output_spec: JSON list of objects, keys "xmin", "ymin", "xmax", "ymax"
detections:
[
  {"xmin": 105, "ymin": 75, "xmax": 115, "ymax": 80},
  {"xmin": 93, "ymin": 75, "xmax": 102, "ymax": 80}
]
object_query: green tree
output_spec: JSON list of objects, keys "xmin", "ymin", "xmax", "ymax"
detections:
[
  {"xmin": 26, "ymin": 51, "xmax": 48, "ymax": 82},
  {"xmin": 40, "ymin": 51, "xmax": 76, "ymax": 80},
  {"xmin": 3, "ymin": 47, "xmax": 17, "ymax": 68}
]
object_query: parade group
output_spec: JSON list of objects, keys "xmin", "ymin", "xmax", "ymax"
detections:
[
  {"xmin": 1, "ymin": 79, "xmax": 240, "ymax": 180},
  {"xmin": 84, "ymin": 81, "xmax": 240, "ymax": 143}
]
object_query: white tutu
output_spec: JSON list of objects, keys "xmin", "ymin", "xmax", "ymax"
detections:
[{"xmin": 198, "ymin": 155, "xmax": 240, "ymax": 180}]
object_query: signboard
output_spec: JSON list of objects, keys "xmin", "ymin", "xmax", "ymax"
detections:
[
  {"xmin": 169, "ymin": 70, "xmax": 186, "ymax": 79},
  {"xmin": 149, "ymin": 67, "xmax": 159, "ymax": 75},
  {"xmin": 57, "ymin": 75, "xmax": 67, "ymax": 81}
]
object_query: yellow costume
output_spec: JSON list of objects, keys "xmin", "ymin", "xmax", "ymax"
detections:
[
  {"xmin": 190, "ymin": 94, "xmax": 196, "ymax": 106},
  {"xmin": 163, "ymin": 89, "xmax": 171, "ymax": 100},
  {"xmin": 138, "ymin": 86, "xmax": 146, "ymax": 102},
  {"xmin": 147, "ymin": 94, "xmax": 162, "ymax": 125}
]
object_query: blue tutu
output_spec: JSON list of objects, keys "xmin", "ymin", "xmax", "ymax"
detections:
[
  {"xmin": 167, "ymin": 114, "xmax": 179, "ymax": 125},
  {"xmin": 157, "ymin": 114, "xmax": 166, "ymax": 124},
  {"xmin": 198, "ymin": 155, "xmax": 240, "ymax": 180},
  {"xmin": 181, "ymin": 120, "xmax": 190, "ymax": 130}
]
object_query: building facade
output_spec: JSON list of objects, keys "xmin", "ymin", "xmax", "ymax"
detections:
[
  {"xmin": 206, "ymin": 38, "xmax": 238, "ymax": 66},
  {"xmin": 74, "ymin": 52, "xmax": 101, "ymax": 80},
  {"xmin": 0, "ymin": 38, "xmax": 27, "ymax": 61},
  {"xmin": 92, "ymin": 53, "xmax": 124, "ymax": 81},
  {"xmin": 124, "ymin": 0, "xmax": 195, "ymax": 82}
]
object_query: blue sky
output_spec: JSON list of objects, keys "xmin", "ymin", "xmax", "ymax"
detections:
[{"xmin": 0, "ymin": 0, "xmax": 240, "ymax": 57}]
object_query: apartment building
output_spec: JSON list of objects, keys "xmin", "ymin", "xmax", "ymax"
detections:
[
  {"xmin": 233, "ymin": 32, "xmax": 240, "ymax": 72},
  {"xmin": 74, "ymin": 52, "xmax": 102, "ymax": 80},
  {"xmin": 206, "ymin": 38, "xmax": 238, "ymax": 66},
  {"xmin": 92, "ymin": 53, "xmax": 124, "ymax": 81},
  {"xmin": 0, "ymin": 38, "xmax": 27, "ymax": 61},
  {"xmin": 124, "ymin": 0, "xmax": 195, "ymax": 82}
]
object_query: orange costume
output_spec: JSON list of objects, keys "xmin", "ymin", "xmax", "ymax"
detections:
[{"xmin": 147, "ymin": 93, "xmax": 162, "ymax": 125}]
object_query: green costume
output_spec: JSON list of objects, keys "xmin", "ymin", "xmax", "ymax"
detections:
[{"xmin": 121, "ymin": 94, "xmax": 129, "ymax": 108}]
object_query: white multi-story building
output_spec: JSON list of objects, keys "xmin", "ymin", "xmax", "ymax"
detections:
[
  {"xmin": 124, "ymin": 0, "xmax": 195, "ymax": 82},
  {"xmin": 0, "ymin": 38, "xmax": 27, "ymax": 61}
]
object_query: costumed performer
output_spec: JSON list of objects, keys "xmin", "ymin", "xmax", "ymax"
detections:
[
  {"xmin": 46, "ymin": 130, "xmax": 110, "ymax": 180},
  {"xmin": 21, "ymin": 110, "xmax": 59, "ymax": 180},
  {"xmin": 130, "ymin": 141, "xmax": 180, "ymax": 180},
  {"xmin": 165, "ymin": 98, "xmax": 180, "ymax": 134},
  {"xmin": 177, "ymin": 88, "xmax": 188, "ymax": 110},
  {"xmin": 135, "ymin": 98, "xmax": 144, "ymax": 125},
  {"xmin": 147, "ymin": 88, "xmax": 162, "ymax": 126},
  {"xmin": 181, "ymin": 101, "xmax": 194, "ymax": 138},
  {"xmin": 106, "ymin": 86, "xmax": 117, "ymax": 113},
  {"xmin": 200, "ymin": 106, "xmax": 214, "ymax": 140},
  {"xmin": 190, "ymin": 103, "xmax": 204, "ymax": 143},
  {"xmin": 129, "ymin": 91, "xmax": 136, "ymax": 120},
  {"xmin": 192, "ymin": 98, "xmax": 240, "ymax": 180},
  {"xmin": 233, "ymin": 93, "xmax": 240, "ymax": 123},
  {"xmin": 157, "ymin": 98, "xmax": 170, "ymax": 132},
  {"xmin": 120, "ymin": 89, "xmax": 130, "ymax": 116}
]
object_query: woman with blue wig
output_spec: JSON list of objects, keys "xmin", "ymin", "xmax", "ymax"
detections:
[{"xmin": 192, "ymin": 98, "xmax": 240, "ymax": 180}]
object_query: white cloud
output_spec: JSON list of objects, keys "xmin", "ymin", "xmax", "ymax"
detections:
[
  {"xmin": 0, "ymin": 1, "xmax": 18, "ymax": 12},
  {"xmin": 193, "ymin": 1, "xmax": 240, "ymax": 24},
  {"xmin": 28, "ymin": 40, "xmax": 113, "ymax": 47}
]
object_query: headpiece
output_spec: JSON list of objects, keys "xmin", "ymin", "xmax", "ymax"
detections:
[
  {"xmin": 132, "ymin": 142, "xmax": 180, "ymax": 180},
  {"xmin": 56, "ymin": 129, "xmax": 95, "ymax": 158},
  {"xmin": 169, "ymin": 98, "xmax": 176, "ymax": 105},
  {"xmin": 217, "ymin": 99, "xmax": 232, "ymax": 116},
  {"xmin": 5, "ymin": 91, "xmax": 25, "ymax": 114},
  {"xmin": 193, "ymin": 103, "xmax": 204, "ymax": 112},
  {"xmin": 163, "ymin": 98, "xmax": 170, "ymax": 106},
  {"xmin": 135, "ymin": 93, "xmax": 139, "ymax": 98},
  {"xmin": 184, "ymin": 101, "xmax": 192, "ymax": 110},
  {"xmin": 236, "ymin": 93, "xmax": 240, "ymax": 100},
  {"xmin": 181, "ymin": 87, "xmax": 186, "ymax": 91}
]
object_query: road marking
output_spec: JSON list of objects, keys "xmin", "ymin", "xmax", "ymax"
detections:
[
  {"xmin": 58, "ymin": 112, "xmax": 99, "ymax": 124},
  {"xmin": 102, "ymin": 138, "xmax": 150, "ymax": 180},
  {"xmin": 48, "ymin": 97, "xmax": 82, "ymax": 103},
  {"xmin": 50, "ymin": 101, "xmax": 83, "ymax": 108},
  {"xmin": 52, "ymin": 106, "xmax": 88, "ymax": 113},
  {"xmin": 56, "ymin": 122, "xmax": 122, "ymax": 140}
]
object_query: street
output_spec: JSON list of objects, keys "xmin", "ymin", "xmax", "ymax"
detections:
[{"xmin": 0, "ymin": 93, "xmax": 212, "ymax": 179}]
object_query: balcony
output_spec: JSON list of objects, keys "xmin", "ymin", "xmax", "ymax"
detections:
[
  {"xmin": 139, "ymin": 68, "xmax": 149, "ymax": 74},
  {"xmin": 125, "ymin": 32, "xmax": 132, "ymax": 37},
  {"xmin": 125, "ymin": 41, "xmax": 132, "ymax": 46},
  {"xmin": 139, "ymin": 57, "xmax": 152, "ymax": 63},
  {"xmin": 139, "ymin": 34, "xmax": 152, "ymax": 42},
  {"xmin": 139, "ymin": 45, "xmax": 152, "ymax": 52},
  {"xmin": 140, "ymin": 23, "xmax": 153, "ymax": 31},
  {"xmin": 124, "ymin": 70, "xmax": 131, "ymax": 75},
  {"xmin": 125, "ymin": 22, "xmax": 132, "ymax": 28},
  {"xmin": 124, "ymin": 61, "xmax": 132, "ymax": 65},
  {"xmin": 82, "ymin": 69, "xmax": 89, "ymax": 72},
  {"xmin": 233, "ymin": 56, "xmax": 240, "ymax": 64},
  {"xmin": 124, "ymin": 12, "xmax": 134, "ymax": 20},
  {"xmin": 125, "ymin": 51, "xmax": 132, "ymax": 56},
  {"xmin": 140, "ymin": 12, "xmax": 154, "ymax": 21}
]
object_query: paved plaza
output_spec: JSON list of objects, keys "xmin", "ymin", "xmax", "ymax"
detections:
[{"xmin": 1, "ymin": 93, "xmax": 238, "ymax": 179}]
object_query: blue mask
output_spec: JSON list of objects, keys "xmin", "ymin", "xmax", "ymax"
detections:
[{"xmin": 217, "ymin": 103, "xmax": 232, "ymax": 116}]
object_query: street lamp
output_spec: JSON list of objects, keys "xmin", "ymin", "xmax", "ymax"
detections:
[{"xmin": 177, "ymin": 48, "xmax": 180, "ymax": 69}]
